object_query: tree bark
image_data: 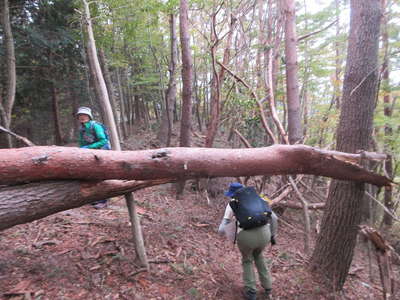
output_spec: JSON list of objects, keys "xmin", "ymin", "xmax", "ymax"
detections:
[
  {"xmin": 51, "ymin": 82, "xmax": 63, "ymax": 145},
  {"xmin": 157, "ymin": 13, "xmax": 177, "ymax": 147},
  {"xmin": 125, "ymin": 193, "xmax": 149, "ymax": 269},
  {"xmin": 99, "ymin": 48, "xmax": 122, "ymax": 139},
  {"xmin": 116, "ymin": 68, "xmax": 128, "ymax": 140},
  {"xmin": 177, "ymin": 0, "xmax": 194, "ymax": 195},
  {"xmin": 0, "ymin": 0, "xmax": 16, "ymax": 148},
  {"xmin": 0, "ymin": 145, "xmax": 391, "ymax": 186},
  {"xmin": 381, "ymin": 0, "xmax": 394, "ymax": 227},
  {"xmin": 0, "ymin": 178, "xmax": 172, "ymax": 232},
  {"xmin": 82, "ymin": 0, "xmax": 120, "ymax": 150},
  {"xmin": 283, "ymin": 0, "xmax": 302, "ymax": 144},
  {"xmin": 310, "ymin": 0, "xmax": 381, "ymax": 291},
  {"xmin": 179, "ymin": 0, "xmax": 193, "ymax": 148}
]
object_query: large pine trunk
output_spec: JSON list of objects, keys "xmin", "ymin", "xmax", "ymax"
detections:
[
  {"xmin": 310, "ymin": 0, "xmax": 381, "ymax": 290},
  {"xmin": 0, "ymin": 145, "xmax": 390, "ymax": 186},
  {"xmin": 0, "ymin": 178, "xmax": 171, "ymax": 231}
]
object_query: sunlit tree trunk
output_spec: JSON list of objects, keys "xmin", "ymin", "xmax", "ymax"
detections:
[
  {"xmin": 380, "ymin": 0, "xmax": 394, "ymax": 227},
  {"xmin": 99, "ymin": 48, "xmax": 122, "ymax": 139},
  {"xmin": 82, "ymin": 0, "xmax": 119, "ymax": 150},
  {"xmin": 310, "ymin": 0, "xmax": 381, "ymax": 290},
  {"xmin": 82, "ymin": 0, "xmax": 148, "ymax": 269},
  {"xmin": 0, "ymin": 0, "xmax": 16, "ymax": 148},
  {"xmin": 283, "ymin": 0, "xmax": 302, "ymax": 144},
  {"xmin": 334, "ymin": 0, "xmax": 343, "ymax": 110},
  {"xmin": 177, "ymin": 0, "xmax": 194, "ymax": 195}
]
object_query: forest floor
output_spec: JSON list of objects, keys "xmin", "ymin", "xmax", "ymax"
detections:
[{"xmin": 1, "ymin": 128, "xmax": 399, "ymax": 300}]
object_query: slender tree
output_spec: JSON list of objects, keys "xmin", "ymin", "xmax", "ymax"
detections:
[
  {"xmin": 380, "ymin": 0, "xmax": 394, "ymax": 227},
  {"xmin": 0, "ymin": 0, "xmax": 16, "ymax": 148},
  {"xmin": 81, "ymin": 0, "xmax": 149, "ymax": 269},
  {"xmin": 310, "ymin": 0, "xmax": 382, "ymax": 290},
  {"xmin": 176, "ymin": 0, "xmax": 194, "ymax": 195},
  {"xmin": 157, "ymin": 13, "xmax": 177, "ymax": 146},
  {"xmin": 283, "ymin": 0, "xmax": 302, "ymax": 144}
]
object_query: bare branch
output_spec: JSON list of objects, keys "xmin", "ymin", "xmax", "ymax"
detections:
[
  {"xmin": 297, "ymin": 20, "xmax": 338, "ymax": 42},
  {"xmin": 0, "ymin": 125, "xmax": 35, "ymax": 146}
]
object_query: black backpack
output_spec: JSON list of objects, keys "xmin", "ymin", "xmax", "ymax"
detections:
[{"xmin": 229, "ymin": 186, "xmax": 272, "ymax": 230}]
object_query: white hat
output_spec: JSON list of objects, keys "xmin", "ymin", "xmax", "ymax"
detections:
[{"xmin": 76, "ymin": 106, "xmax": 93, "ymax": 119}]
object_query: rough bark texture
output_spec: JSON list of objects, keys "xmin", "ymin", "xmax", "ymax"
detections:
[
  {"xmin": 0, "ymin": 178, "xmax": 172, "ymax": 231},
  {"xmin": 283, "ymin": 0, "xmax": 302, "ymax": 144},
  {"xmin": 0, "ymin": 145, "xmax": 391, "ymax": 186},
  {"xmin": 310, "ymin": 0, "xmax": 381, "ymax": 290},
  {"xmin": 0, "ymin": 0, "xmax": 16, "ymax": 148},
  {"xmin": 179, "ymin": 0, "xmax": 193, "ymax": 148},
  {"xmin": 177, "ymin": 0, "xmax": 194, "ymax": 195}
]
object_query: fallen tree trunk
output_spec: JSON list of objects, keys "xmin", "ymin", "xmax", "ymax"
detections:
[
  {"xmin": 0, "ymin": 145, "xmax": 392, "ymax": 186},
  {"xmin": 0, "ymin": 178, "xmax": 173, "ymax": 231}
]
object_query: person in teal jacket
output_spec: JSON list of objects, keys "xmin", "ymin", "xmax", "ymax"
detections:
[
  {"xmin": 77, "ymin": 106, "xmax": 111, "ymax": 150},
  {"xmin": 77, "ymin": 106, "xmax": 111, "ymax": 208}
]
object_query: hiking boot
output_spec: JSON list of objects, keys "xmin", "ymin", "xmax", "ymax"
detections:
[
  {"xmin": 264, "ymin": 288, "xmax": 272, "ymax": 299},
  {"xmin": 243, "ymin": 289, "xmax": 257, "ymax": 300},
  {"xmin": 93, "ymin": 202, "xmax": 108, "ymax": 209}
]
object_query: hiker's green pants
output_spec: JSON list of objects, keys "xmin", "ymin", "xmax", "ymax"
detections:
[{"xmin": 237, "ymin": 224, "xmax": 271, "ymax": 292}]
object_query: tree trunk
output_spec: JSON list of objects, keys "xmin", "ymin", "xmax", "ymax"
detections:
[
  {"xmin": 310, "ymin": 0, "xmax": 381, "ymax": 291},
  {"xmin": 82, "ymin": 0, "xmax": 148, "ymax": 268},
  {"xmin": 125, "ymin": 193, "xmax": 149, "ymax": 269},
  {"xmin": 179, "ymin": 0, "xmax": 193, "ymax": 148},
  {"xmin": 99, "ymin": 48, "xmax": 122, "ymax": 139},
  {"xmin": 82, "ymin": 0, "xmax": 120, "ymax": 150},
  {"xmin": 0, "ymin": 145, "xmax": 390, "ymax": 186},
  {"xmin": 116, "ymin": 68, "xmax": 128, "ymax": 140},
  {"xmin": 205, "ymin": 7, "xmax": 235, "ymax": 148},
  {"xmin": 177, "ymin": 0, "xmax": 194, "ymax": 195},
  {"xmin": 283, "ymin": 0, "xmax": 302, "ymax": 144},
  {"xmin": 334, "ymin": 0, "xmax": 343, "ymax": 109},
  {"xmin": 0, "ymin": 0, "xmax": 16, "ymax": 148},
  {"xmin": 381, "ymin": 0, "xmax": 394, "ymax": 227},
  {"xmin": 51, "ymin": 83, "xmax": 64, "ymax": 145},
  {"xmin": 157, "ymin": 13, "xmax": 177, "ymax": 147},
  {"xmin": 0, "ymin": 178, "xmax": 172, "ymax": 232}
]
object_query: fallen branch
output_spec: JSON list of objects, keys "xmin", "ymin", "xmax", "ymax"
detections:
[
  {"xmin": 289, "ymin": 176, "xmax": 311, "ymax": 254},
  {"xmin": 0, "ymin": 125, "xmax": 35, "ymax": 146},
  {"xmin": 359, "ymin": 225, "xmax": 397, "ymax": 300},
  {"xmin": 233, "ymin": 129, "xmax": 251, "ymax": 148}
]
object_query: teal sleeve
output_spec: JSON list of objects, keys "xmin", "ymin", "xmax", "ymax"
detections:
[{"xmin": 87, "ymin": 123, "xmax": 108, "ymax": 149}]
